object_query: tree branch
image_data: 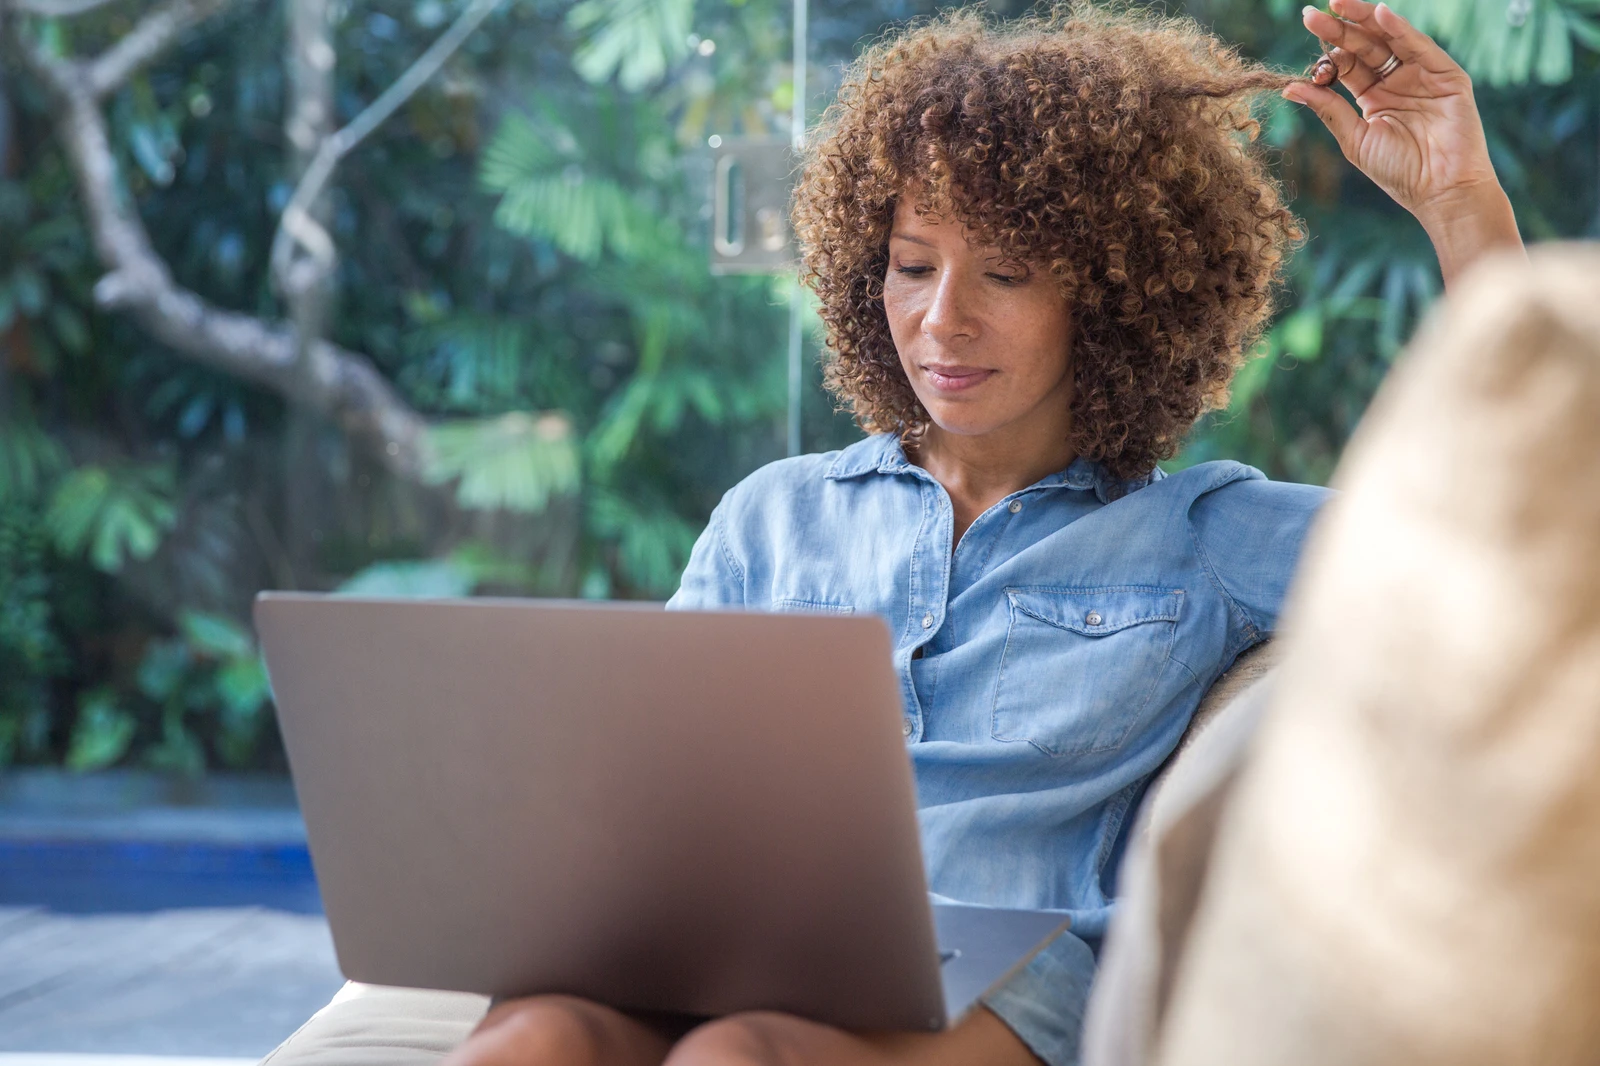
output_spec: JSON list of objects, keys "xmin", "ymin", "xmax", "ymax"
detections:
[
  {"xmin": 270, "ymin": 0, "xmax": 504, "ymax": 294},
  {"xmin": 85, "ymin": 0, "xmax": 238, "ymax": 99},
  {"xmin": 3, "ymin": 18, "xmax": 434, "ymax": 480},
  {"xmin": 282, "ymin": 0, "xmax": 337, "ymax": 361}
]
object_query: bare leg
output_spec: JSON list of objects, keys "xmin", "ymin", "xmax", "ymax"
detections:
[
  {"xmin": 662, "ymin": 1004, "xmax": 1041, "ymax": 1066},
  {"xmin": 442, "ymin": 995, "xmax": 682, "ymax": 1066}
]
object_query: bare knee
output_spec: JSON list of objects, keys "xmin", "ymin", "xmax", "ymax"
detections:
[
  {"xmin": 446, "ymin": 995, "xmax": 632, "ymax": 1066},
  {"xmin": 666, "ymin": 1012, "xmax": 803, "ymax": 1066}
]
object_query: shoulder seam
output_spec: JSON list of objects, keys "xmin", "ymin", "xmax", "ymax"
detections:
[{"xmin": 1186, "ymin": 478, "xmax": 1262, "ymax": 648}]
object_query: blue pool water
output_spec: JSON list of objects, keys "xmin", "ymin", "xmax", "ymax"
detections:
[
  {"xmin": 0, "ymin": 838, "xmax": 323, "ymax": 913},
  {"xmin": 0, "ymin": 771, "xmax": 324, "ymax": 913}
]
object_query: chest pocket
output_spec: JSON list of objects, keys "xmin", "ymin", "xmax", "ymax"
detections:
[{"xmin": 991, "ymin": 586, "xmax": 1183, "ymax": 757}]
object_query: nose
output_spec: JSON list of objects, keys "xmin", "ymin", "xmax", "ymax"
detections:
[{"xmin": 921, "ymin": 268, "xmax": 979, "ymax": 344}]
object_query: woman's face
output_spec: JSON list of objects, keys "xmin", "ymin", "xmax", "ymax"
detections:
[{"xmin": 883, "ymin": 198, "xmax": 1075, "ymax": 442}]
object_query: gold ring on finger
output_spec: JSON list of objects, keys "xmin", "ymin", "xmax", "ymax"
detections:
[{"xmin": 1375, "ymin": 54, "xmax": 1402, "ymax": 78}]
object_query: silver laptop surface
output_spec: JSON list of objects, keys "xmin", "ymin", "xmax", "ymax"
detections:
[{"xmin": 255, "ymin": 593, "xmax": 1068, "ymax": 1031}]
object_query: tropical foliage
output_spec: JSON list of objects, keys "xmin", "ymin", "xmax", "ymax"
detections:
[{"xmin": 0, "ymin": 0, "xmax": 1596, "ymax": 771}]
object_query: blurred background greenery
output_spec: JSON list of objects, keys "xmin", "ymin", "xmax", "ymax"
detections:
[{"xmin": 0, "ymin": 0, "xmax": 1596, "ymax": 773}]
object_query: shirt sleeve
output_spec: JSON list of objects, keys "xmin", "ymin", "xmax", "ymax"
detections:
[
  {"xmin": 980, "ymin": 927, "xmax": 1098, "ymax": 1066},
  {"xmin": 1187, "ymin": 477, "xmax": 1332, "ymax": 638},
  {"xmin": 665, "ymin": 498, "xmax": 746, "ymax": 610}
]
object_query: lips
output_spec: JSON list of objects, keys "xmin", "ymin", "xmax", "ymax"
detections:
[{"xmin": 921, "ymin": 364, "xmax": 996, "ymax": 392}]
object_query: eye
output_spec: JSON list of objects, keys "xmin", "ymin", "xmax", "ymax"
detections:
[
  {"xmin": 894, "ymin": 266, "xmax": 933, "ymax": 277},
  {"xmin": 986, "ymin": 272, "xmax": 1023, "ymax": 285}
]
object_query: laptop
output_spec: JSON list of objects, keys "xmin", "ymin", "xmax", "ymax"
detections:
[{"xmin": 255, "ymin": 593, "xmax": 1070, "ymax": 1031}]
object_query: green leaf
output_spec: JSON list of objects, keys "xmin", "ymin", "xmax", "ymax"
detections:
[
  {"xmin": 682, "ymin": 372, "xmax": 725, "ymax": 423},
  {"xmin": 1405, "ymin": 0, "xmax": 1590, "ymax": 85},
  {"xmin": 143, "ymin": 703, "xmax": 205, "ymax": 776},
  {"xmin": 1569, "ymin": 13, "xmax": 1600, "ymax": 50},
  {"xmin": 479, "ymin": 114, "xmax": 568, "ymax": 191},
  {"xmin": 137, "ymin": 638, "xmax": 193, "ymax": 703},
  {"xmin": 418, "ymin": 316, "xmax": 533, "ymax": 410},
  {"xmin": 337, "ymin": 557, "xmax": 477, "ymax": 598},
  {"xmin": 179, "ymin": 610, "xmax": 256, "ymax": 659},
  {"xmin": 215, "ymin": 657, "xmax": 271, "ymax": 717},
  {"xmin": 566, "ymin": 0, "xmax": 694, "ymax": 91},
  {"xmin": 587, "ymin": 490, "xmax": 700, "ymax": 594},
  {"xmin": 490, "ymin": 171, "xmax": 660, "ymax": 264},
  {"xmin": 586, "ymin": 371, "xmax": 657, "ymax": 473},
  {"xmin": 424, "ymin": 412, "xmax": 581, "ymax": 513},
  {"xmin": 48, "ymin": 304, "xmax": 91, "ymax": 357},
  {"xmin": 45, "ymin": 463, "xmax": 177, "ymax": 572},
  {"xmin": 66, "ymin": 688, "xmax": 137, "ymax": 771},
  {"xmin": 213, "ymin": 681, "xmax": 266, "ymax": 767},
  {"xmin": 0, "ymin": 420, "xmax": 69, "ymax": 501},
  {"xmin": 1278, "ymin": 308, "xmax": 1323, "ymax": 361},
  {"xmin": 1537, "ymin": 7, "xmax": 1575, "ymax": 82},
  {"xmin": 10, "ymin": 267, "xmax": 46, "ymax": 316},
  {"xmin": 445, "ymin": 541, "xmax": 540, "ymax": 589}
]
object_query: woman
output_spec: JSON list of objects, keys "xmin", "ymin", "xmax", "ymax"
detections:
[{"xmin": 448, "ymin": 2, "xmax": 1523, "ymax": 1063}]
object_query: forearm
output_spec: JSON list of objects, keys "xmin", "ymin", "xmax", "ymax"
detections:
[{"xmin": 1416, "ymin": 183, "xmax": 1524, "ymax": 293}]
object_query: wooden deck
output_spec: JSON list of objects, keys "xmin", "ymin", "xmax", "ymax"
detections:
[{"xmin": 0, "ymin": 906, "xmax": 344, "ymax": 1059}]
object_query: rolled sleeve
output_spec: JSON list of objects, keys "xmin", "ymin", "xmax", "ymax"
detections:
[
  {"xmin": 1188, "ymin": 478, "xmax": 1331, "ymax": 638},
  {"xmin": 665, "ymin": 498, "xmax": 745, "ymax": 610},
  {"xmin": 980, "ymin": 928, "xmax": 1098, "ymax": 1066}
]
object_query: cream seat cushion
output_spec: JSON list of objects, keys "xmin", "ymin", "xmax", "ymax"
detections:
[{"xmin": 257, "ymin": 981, "xmax": 489, "ymax": 1065}]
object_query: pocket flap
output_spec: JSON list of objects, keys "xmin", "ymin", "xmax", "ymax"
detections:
[
  {"xmin": 1005, "ymin": 586, "xmax": 1183, "ymax": 635},
  {"xmin": 770, "ymin": 598, "xmax": 855, "ymax": 615}
]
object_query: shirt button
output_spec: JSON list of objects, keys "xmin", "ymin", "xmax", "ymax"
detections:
[
  {"xmin": 921, "ymin": 613, "xmax": 934, "ymax": 629},
  {"xmin": 1008, "ymin": 500, "xmax": 1022, "ymax": 513},
  {"xmin": 903, "ymin": 719, "xmax": 915, "ymax": 737},
  {"xmin": 1086, "ymin": 611, "xmax": 1103, "ymax": 626}
]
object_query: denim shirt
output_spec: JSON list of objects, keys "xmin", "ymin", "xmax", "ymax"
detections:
[{"xmin": 665, "ymin": 432, "xmax": 1329, "ymax": 1065}]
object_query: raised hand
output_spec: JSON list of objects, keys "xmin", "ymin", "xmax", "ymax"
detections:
[{"xmin": 1284, "ymin": 0, "xmax": 1523, "ymax": 286}]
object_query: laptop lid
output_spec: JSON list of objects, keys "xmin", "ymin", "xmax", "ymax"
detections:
[{"xmin": 255, "ymin": 593, "xmax": 948, "ymax": 1031}]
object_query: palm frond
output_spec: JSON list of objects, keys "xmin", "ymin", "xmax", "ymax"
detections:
[
  {"xmin": 425, "ymin": 411, "xmax": 582, "ymax": 512},
  {"xmin": 566, "ymin": 0, "xmax": 695, "ymax": 91},
  {"xmin": 45, "ymin": 463, "xmax": 178, "ymax": 573},
  {"xmin": 484, "ymin": 128, "xmax": 671, "ymax": 264},
  {"xmin": 0, "ymin": 417, "xmax": 69, "ymax": 501},
  {"xmin": 1406, "ymin": 0, "xmax": 1600, "ymax": 85}
]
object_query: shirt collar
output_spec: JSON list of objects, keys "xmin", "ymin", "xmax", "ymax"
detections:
[
  {"xmin": 824, "ymin": 433, "xmax": 1164, "ymax": 504},
  {"xmin": 824, "ymin": 433, "xmax": 916, "ymax": 479}
]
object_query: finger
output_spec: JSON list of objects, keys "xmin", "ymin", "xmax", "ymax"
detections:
[
  {"xmin": 1328, "ymin": 0, "xmax": 1380, "ymax": 27},
  {"xmin": 1371, "ymin": 2, "xmax": 1457, "ymax": 72},
  {"xmin": 1302, "ymin": 8, "xmax": 1398, "ymax": 81},
  {"xmin": 1325, "ymin": 46, "xmax": 1380, "ymax": 99},
  {"xmin": 1282, "ymin": 81, "xmax": 1368, "ymax": 163}
]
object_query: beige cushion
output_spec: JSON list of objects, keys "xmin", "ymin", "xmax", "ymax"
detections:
[
  {"xmin": 1082, "ymin": 643, "xmax": 1277, "ymax": 1066},
  {"xmin": 1155, "ymin": 246, "xmax": 1600, "ymax": 1066}
]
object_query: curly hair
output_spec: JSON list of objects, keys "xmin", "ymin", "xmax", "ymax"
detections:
[{"xmin": 792, "ymin": 5, "xmax": 1305, "ymax": 478}]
